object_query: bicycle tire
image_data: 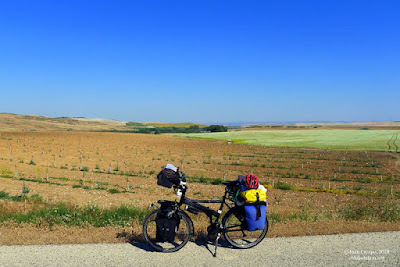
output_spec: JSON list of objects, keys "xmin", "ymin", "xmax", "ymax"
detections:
[
  {"xmin": 222, "ymin": 206, "xmax": 268, "ymax": 249},
  {"xmin": 143, "ymin": 209, "xmax": 192, "ymax": 253}
]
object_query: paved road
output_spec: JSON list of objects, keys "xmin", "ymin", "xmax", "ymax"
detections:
[{"xmin": 0, "ymin": 232, "xmax": 399, "ymax": 267}]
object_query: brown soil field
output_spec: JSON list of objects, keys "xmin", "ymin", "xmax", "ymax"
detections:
[{"xmin": 0, "ymin": 131, "xmax": 399, "ymax": 245}]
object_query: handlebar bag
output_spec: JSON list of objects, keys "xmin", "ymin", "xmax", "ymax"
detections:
[
  {"xmin": 244, "ymin": 202, "xmax": 266, "ymax": 231},
  {"xmin": 157, "ymin": 164, "xmax": 180, "ymax": 188}
]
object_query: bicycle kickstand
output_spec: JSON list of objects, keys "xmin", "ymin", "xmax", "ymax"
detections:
[
  {"xmin": 213, "ymin": 233, "xmax": 221, "ymax": 257},
  {"xmin": 241, "ymin": 229, "xmax": 247, "ymax": 237}
]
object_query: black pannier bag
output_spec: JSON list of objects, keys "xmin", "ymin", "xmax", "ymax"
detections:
[
  {"xmin": 155, "ymin": 202, "xmax": 181, "ymax": 242},
  {"xmin": 155, "ymin": 213, "xmax": 180, "ymax": 242},
  {"xmin": 157, "ymin": 164, "xmax": 180, "ymax": 188}
]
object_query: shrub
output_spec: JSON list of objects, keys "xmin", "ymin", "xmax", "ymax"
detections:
[
  {"xmin": 22, "ymin": 183, "xmax": 30, "ymax": 195},
  {"xmin": 0, "ymin": 166, "xmax": 13, "ymax": 178},
  {"xmin": 29, "ymin": 194, "xmax": 43, "ymax": 204},
  {"xmin": 0, "ymin": 190, "xmax": 44, "ymax": 203},
  {"xmin": 80, "ymin": 166, "xmax": 89, "ymax": 172},
  {"xmin": 96, "ymin": 184, "xmax": 106, "ymax": 190},
  {"xmin": 353, "ymin": 186, "xmax": 363, "ymax": 191},
  {"xmin": 0, "ymin": 191, "xmax": 9, "ymax": 199},
  {"xmin": 275, "ymin": 181, "xmax": 291, "ymax": 190},
  {"xmin": 108, "ymin": 188, "xmax": 120, "ymax": 194},
  {"xmin": 199, "ymin": 177, "xmax": 207, "ymax": 184},
  {"xmin": 357, "ymin": 177, "xmax": 373, "ymax": 183},
  {"xmin": 211, "ymin": 178, "xmax": 222, "ymax": 185}
]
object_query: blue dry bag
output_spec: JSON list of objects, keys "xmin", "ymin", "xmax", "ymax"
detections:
[{"xmin": 244, "ymin": 203, "xmax": 266, "ymax": 231}]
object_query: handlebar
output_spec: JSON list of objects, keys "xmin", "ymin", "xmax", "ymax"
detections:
[{"xmin": 220, "ymin": 180, "xmax": 241, "ymax": 187}]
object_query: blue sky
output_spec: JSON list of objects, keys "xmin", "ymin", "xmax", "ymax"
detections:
[{"xmin": 0, "ymin": 0, "xmax": 399, "ymax": 124}]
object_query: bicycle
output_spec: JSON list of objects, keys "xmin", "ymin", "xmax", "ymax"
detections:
[{"xmin": 142, "ymin": 172, "xmax": 269, "ymax": 256}]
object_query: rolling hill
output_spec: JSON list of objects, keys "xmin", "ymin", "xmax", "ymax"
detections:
[{"xmin": 0, "ymin": 113, "xmax": 207, "ymax": 132}]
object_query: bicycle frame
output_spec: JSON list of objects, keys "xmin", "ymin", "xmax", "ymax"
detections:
[{"xmin": 175, "ymin": 182, "xmax": 234, "ymax": 226}]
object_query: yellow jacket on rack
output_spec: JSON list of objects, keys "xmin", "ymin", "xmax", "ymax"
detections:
[{"xmin": 239, "ymin": 189, "xmax": 267, "ymax": 203}]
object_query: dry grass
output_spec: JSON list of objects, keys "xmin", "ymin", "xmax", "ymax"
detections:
[{"xmin": 0, "ymin": 114, "xmax": 130, "ymax": 132}]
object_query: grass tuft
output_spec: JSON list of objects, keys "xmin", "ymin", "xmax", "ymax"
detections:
[
  {"xmin": 339, "ymin": 199, "xmax": 400, "ymax": 222},
  {"xmin": 0, "ymin": 202, "xmax": 150, "ymax": 227},
  {"xmin": 108, "ymin": 188, "xmax": 120, "ymax": 194}
]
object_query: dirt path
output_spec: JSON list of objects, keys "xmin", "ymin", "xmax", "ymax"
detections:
[{"xmin": 0, "ymin": 232, "xmax": 399, "ymax": 267}]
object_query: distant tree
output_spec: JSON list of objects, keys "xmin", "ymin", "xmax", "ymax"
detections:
[
  {"xmin": 137, "ymin": 128, "xmax": 154, "ymax": 134},
  {"xmin": 187, "ymin": 125, "xmax": 200, "ymax": 133},
  {"xmin": 207, "ymin": 125, "xmax": 228, "ymax": 132}
]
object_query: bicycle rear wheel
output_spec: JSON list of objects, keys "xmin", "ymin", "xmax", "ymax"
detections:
[
  {"xmin": 143, "ymin": 209, "xmax": 192, "ymax": 252},
  {"xmin": 222, "ymin": 207, "xmax": 268, "ymax": 249}
]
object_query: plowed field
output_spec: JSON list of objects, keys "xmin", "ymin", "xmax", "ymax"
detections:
[{"xmin": 0, "ymin": 131, "xmax": 399, "ymax": 245}]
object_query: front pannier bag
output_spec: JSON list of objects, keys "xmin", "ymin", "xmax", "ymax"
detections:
[
  {"xmin": 244, "ymin": 202, "xmax": 266, "ymax": 231},
  {"xmin": 155, "ymin": 212, "xmax": 180, "ymax": 242},
  {"xmin": 155, "ymin": 201, "xmax": 181, "ymax": 242},
  {"xmin": 157, "ymin": 164, "xmax": 180, "ymax": 188}
]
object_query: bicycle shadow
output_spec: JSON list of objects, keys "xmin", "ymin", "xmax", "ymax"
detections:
[
  {"xmin": 117, "ymin": 229, "xmax": 234, "ymax": 255},
  {"xmin": 127, "ymin": 240, "xmax": 233, "ymax": 255},
  {"xmin": 116, "ymin": 230, "xmax": 155, "ymax": 252},
  {"xmin": 128, "ymin": 241, "xmax": 155, "ymax": 252},
  {"xmin": 194, "ymin": 238, "xmax": 235, "ymax": 256}
]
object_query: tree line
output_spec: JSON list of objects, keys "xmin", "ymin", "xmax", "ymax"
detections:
[{"xmin": 137, "ymin": 125, "xmax": 228, "ymax": 134}]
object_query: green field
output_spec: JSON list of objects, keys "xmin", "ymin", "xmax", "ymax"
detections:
[{"xmin": 178, "ymin": 129, "xmax": 400, "ymax": 151}]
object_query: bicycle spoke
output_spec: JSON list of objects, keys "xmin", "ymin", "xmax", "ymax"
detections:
[
  {"xmin": 226, "ymin": 224, "xmax": 242, "ymax": 229},
  {"xmin": 223, "ymin": 208, "xmax": 268, "ymax": 249},
  {"xmin": 143, "ymin": 209, "xmax": 192, "ymax": 253}
]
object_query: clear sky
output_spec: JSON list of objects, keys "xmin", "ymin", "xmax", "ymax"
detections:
[{"xmin": 0, "ymin": 0, "xmax": 399, "ymax": 124}]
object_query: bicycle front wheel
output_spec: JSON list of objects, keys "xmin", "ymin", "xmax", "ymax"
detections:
[
  {"xmin": 143, "ymin": 209, "xmax": 192, "ymax": 253},
  {"xmin": 222, "ymin": 206, "xmax": 268, "ymax": 249}
]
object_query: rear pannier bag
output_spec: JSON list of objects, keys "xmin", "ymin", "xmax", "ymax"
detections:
[
  {"xmin": 157, "ymin": 164, "xmax": 180, "ymax": 188},
  {"xmin": 244, "ymin": 202, "xmax": 266, "ymax": 231},
  {"xmin": 155, "ymin": 207, "xmax": 181, "ymax": 242}
]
